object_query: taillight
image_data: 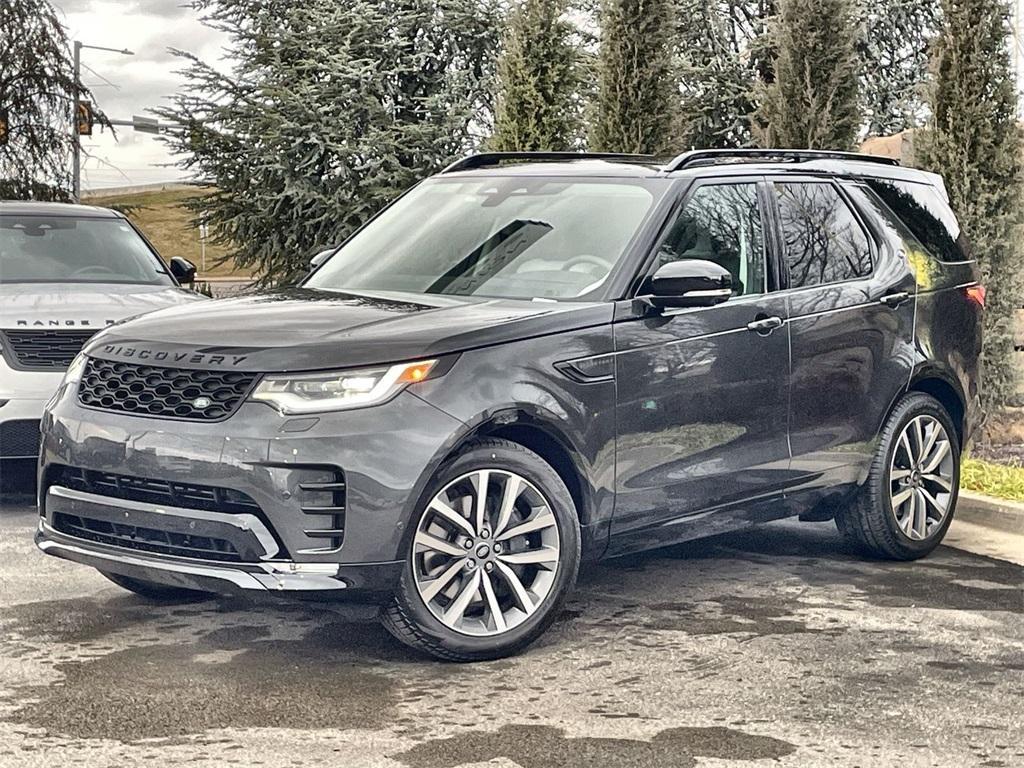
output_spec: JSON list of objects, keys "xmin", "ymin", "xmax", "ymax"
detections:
[{"xmin": 964, "ymin": 284, "xmax": 986, "ymax": 308}]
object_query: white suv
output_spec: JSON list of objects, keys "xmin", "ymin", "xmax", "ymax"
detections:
[{"xmin": 0, "ymin": 201, "xmax": 204, "ymax": 460}]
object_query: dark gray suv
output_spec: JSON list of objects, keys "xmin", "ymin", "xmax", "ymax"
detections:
[{"xmin": 36, "ymin": 150, "xmax": 984, "ymax": 661}]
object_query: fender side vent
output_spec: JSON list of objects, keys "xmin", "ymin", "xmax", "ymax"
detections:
[{"xmin": 554, "ymin": 353, "xmax": 615, "ymax": 383}]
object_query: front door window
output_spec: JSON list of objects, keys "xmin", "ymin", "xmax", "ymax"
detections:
[{"xmin": 657, "ymin": 183, "xmax": 766, "ymax": 297}]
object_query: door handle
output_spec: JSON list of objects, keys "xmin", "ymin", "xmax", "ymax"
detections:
[
  {"xmin": 746, "ymin": 315, "xmax": 784, "ymax": 335},
  {"xmin": 879, "ymin": 292, "xmax": 910, "ymax": 309}
]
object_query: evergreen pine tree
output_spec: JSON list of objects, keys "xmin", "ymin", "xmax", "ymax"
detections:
[
  {"xmin": 490, "ymin": 0, "xmax": 583, "ymax": 151},
  {"xmin": 674, "ymin": 0, "xmax": 765, "ymax": 148},
  {"xmin": 673, "ymin": 0, "xmax": 937, "ymax": 147},
  {"xmin": 916, "ymin": 0, "xmax": 1024, "ymax": 407},
  {"xmin": 590, "ymin": 0, "xmax": 677, "ymax": 154},
  {"xmin": 858, "ymin": 0, "xmax": 939, "ymax": 135},
  {"xmin": 0, "ymin": 0, "xmax": 109, "ymax": 200},
  {"xmin": 155, "ymin": 0, "xmax": 500, "ymax": 285},
  {"xmin": 751, "ymin": 0, "xmax": 862, "ymax": 149}
]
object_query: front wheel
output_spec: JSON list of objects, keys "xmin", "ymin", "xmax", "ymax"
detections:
[
  {"xmin": 836, "ymin": 392, "xmax": 960, "ymax": 560},
  {"xmin": 381, "ymin": 439, "xmax": 581, "ymax": 661}
]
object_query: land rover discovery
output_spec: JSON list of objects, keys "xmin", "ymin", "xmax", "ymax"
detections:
[{"xmin": 36, "ymin": 150, "xmax": 984, "ymax": 661}]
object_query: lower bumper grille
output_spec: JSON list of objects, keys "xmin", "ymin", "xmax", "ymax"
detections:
[
  {"xmin": 53, "ymin": 511, "xmax": 243, "ymax": 562},
  {"xmin": 0, "ymin": 419, "xmax": 41, "ymax": 459},
  {"xmin": 52, "ymin": 465, "xmax": 261, "ymax": 514},
  {"xmin": 44, "ymin": 468, "xmax": 284, "ymax": 560}
]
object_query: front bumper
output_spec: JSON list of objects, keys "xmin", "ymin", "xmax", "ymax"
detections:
[
  {"xmin": 36, "ymin": 520, "xmax": 402, "ymax": 594},
  {"xmin": 0, "ymin": 401, "xmax": 47, "ymax": 459},
  {"xmin": 0, "ymin": 366, "xmax": 62, "ymax": 458},
  {"xmin": 37, "ymin": 383, "xmax": 466, "ymax": 594}
]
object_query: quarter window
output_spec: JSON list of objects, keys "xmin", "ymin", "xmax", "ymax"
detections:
[
  {"xmin": 656, "ymin": 183, "xmax": 766, "ymax": 296},
  {"xmin": 774, "ymin": 182, "xmax": 872, "ymax": 288},
  {"xmin": 865, "ymin": 179, "xmax": 971, "ymax": 263}
]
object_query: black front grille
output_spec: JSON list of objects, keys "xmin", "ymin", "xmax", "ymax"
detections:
[
  {"xmin": 1, "ymin": 329, "xmax": 95, "ymax": 370},
  {"xmin": 0, "ymin": 419, "xmax": 41, "ymax": 459},
  {"xmin": 53, "ymin": 511, "xmax": 243, "ymax": 561},
  {"xmin": 53, "ymin": 465, "xmax": 261, "ymax": 514},
  {"xmin": 78, "ymin": 357, "xmax": 258, "ymax": 421}
]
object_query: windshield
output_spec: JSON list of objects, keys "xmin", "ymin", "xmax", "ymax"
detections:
[
  {"xmin": 0, "ymin": 215, "xmax": 172, "ymax": 285},
  {"xmin": 305, "ymin": 177, "xmax": 662, "ymax": 300}
]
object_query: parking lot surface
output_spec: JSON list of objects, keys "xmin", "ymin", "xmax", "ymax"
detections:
[{"xmin": 1, "ymin": 462, "xmax": 1022, "ymax": 768}]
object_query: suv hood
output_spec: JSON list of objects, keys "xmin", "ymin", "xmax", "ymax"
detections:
[
  {"xmin": 85, "ymin": 288, "xmax": 613, "ymax": 372},
  {"xmin": 0, "ymin": 283, "xmax": 203, "ymax": 332}
]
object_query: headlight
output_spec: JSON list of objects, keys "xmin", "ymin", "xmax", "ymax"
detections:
[
  {"xmin": 44, "ymin": 351, "xmax": 88, "ymax": 411},
  {"xmin": 63, "ymin": 351, "xmax": 88, "ymax": 386},
  {"xmin": 250, "ymin": 359, "xmax": 438, "ymax": 415}
]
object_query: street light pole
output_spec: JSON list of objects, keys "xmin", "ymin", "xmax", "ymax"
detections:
[
  {"xmin": 72, "ymin": 41, "xmax": 81, "ymax": 202},
  {"xmin": 71, "ymin": 41, "xmax": 134, "ymax": 202}
]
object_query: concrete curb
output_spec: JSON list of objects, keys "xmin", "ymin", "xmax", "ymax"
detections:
[{"xmin": 957, "ymin": 490, "xmax": 1024, "ymax": 534}]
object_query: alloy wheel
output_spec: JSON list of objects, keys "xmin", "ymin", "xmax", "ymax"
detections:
[
  {"xmin": 412, "ymin": 469, "xmax": 561, "ymax": 637},
  {"xmin": 889, "ymin": 415, "xmax": 955, "ymax": 541}
]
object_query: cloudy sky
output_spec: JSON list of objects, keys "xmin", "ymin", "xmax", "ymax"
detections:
[{"xmin": 53, "ymin": 0, "xmax": 227, "ymax": 191}]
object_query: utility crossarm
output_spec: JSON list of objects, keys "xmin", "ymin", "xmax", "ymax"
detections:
[
  {"xmin": 442, "ymin": 152, "xmax": 664, "ymax": 173},
  {"xmin": 663, "ymin": 148, "xmax": 899, "ymax": 172}
]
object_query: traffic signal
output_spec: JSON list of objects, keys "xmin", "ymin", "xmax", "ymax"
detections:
[
  {"xmin": 77, "ymin": 101, "xmax": 93, "ymax": 136},
  {"xmin": 0, "ymin": 108, "xmax": 8, "ymax": 146}
]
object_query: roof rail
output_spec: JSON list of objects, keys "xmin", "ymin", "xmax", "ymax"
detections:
[
  {"xmin": 442, "ymin": 151, "xmax": 663, "ymax": 173},
  {"xmin": 664, "ymin": 148, "xmax": 899, "ymax": 172}
]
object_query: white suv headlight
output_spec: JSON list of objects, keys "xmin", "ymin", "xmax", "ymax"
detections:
[
  {"xmin": 250, "ymin": 359, "xmax": 438, "ymax": 415},
  {"xmin": 44, "ymin": 351, "xmax": 88, "ymax": 412},
  {"xmin": 63, "ymin": 351, "xmax": 88, "ymax": 386}
]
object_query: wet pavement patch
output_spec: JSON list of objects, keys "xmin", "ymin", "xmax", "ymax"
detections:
[
  {"xmin": 641, "ymin": 594, "xmax": 835, "ymax": 637},
  {"xmin": 664, "ymin": 522, "xmax": 1024, "ymax": 613},
  {"xmin": 393, "ymin": 724, "xmax": 796, "ymax": 768},
  {"xmin": 813, "ymin": 558, "xmax": 1024, "ymax": 612},
  {"xmin": 2, "ymin": 617, "xmax": 404, "ymax": 743},
  {"xmin": 926, "ymin": 658, "xmax": 1024, "ymax": 676},
  {"xmin": 1, "ymin": 596, "xmax": 163, "ymax": 646},
  {"xmin": 575, "ymin": 591, "xmax": 834, "ymax": 638}
]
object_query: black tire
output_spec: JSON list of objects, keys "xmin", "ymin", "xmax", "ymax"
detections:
[
  {"xmin": 381, "ymin": 438, "xmax": 581, "ymax": 662},
  {"xmin": 835, "ymin": 392, "xmax": 960, "ymax": 560},
  {"xmin": 100, "ymin": 570, "xmax": 210, "ymax": 602}
]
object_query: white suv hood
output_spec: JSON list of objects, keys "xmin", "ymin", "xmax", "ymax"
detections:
[{"xmin": 0, "ymin": 282, "xmax": 204, "ymax": 331}]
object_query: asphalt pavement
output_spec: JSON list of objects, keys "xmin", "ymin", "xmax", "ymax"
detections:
[{"xmin": 1, "ymin": 459, "xmax": 1021, "ymax": 767}]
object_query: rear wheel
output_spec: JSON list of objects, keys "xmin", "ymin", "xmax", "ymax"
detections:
[
  {"xmin": 100, "ymin": 571, "xmax": 210, "ymax": 602},
  {"xmin": 836, "ymin": 392, "xmax": 960, "ymax": 560},
  {"xmin": 381, "ymin": 439, "xmax": 580, "ymax": 661}
]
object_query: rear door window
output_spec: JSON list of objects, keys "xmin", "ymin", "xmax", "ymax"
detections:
[{"xmin": 773, "ymin": 182, "xmax": 873, "ymax": 288}]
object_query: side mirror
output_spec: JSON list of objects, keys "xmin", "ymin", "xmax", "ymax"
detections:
[
  {"xmin": 169, "ymin": 256, "xmax": 197, "ymax": 285},
  {"xmin": 309, "ymin": 247, "xmax": 336, "ymax": 272},
  {"xmin": 643, "ymin": 259, "xmax": 732, "ymax": 309}
]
